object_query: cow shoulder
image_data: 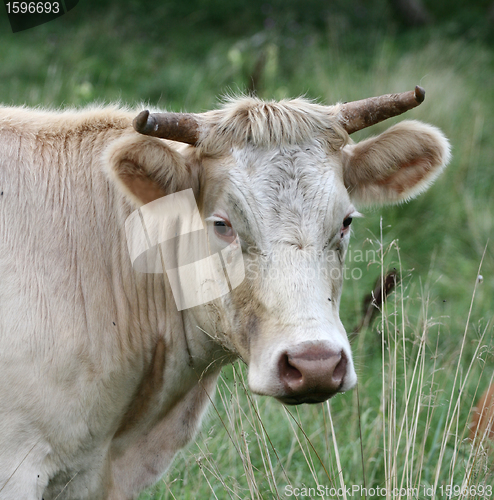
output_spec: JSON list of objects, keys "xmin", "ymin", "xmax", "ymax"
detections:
[{"xmin": 342, "ymin": 120, "xmax": 451, "ymax": 205}]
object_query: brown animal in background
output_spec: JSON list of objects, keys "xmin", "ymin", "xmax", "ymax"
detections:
[
  {"xmin": 471, "ymin": 383, "xmax": 494, "ymax": 442},
  {"xmin": 353, "ymin": 269, "xmax": 398, "ymax": 335}
]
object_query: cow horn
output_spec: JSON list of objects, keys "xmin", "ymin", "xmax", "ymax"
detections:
[
  {"xmin": 338, "ymin": 86, "xmax": 425, "ymax": 134},
  {"xmin": 133, "ymin": 110, "xmax": 200, "ymax": 145}
]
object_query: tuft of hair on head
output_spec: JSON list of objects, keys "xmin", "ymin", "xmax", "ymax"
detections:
[{"xmin": 197, "ymin": 96, "xmax": 349, "ymax": 154}]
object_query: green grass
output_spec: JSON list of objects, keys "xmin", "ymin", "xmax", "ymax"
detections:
[{"xmin": 1, "ymin": 3, "xmax": 493, "ymax": 498}]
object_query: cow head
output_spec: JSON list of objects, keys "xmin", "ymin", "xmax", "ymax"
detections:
[{"xmin": 107, "ymin": 88, "xmax": 450, "ymax": 404}]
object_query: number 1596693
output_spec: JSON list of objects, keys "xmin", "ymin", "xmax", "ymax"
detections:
[{"xmin": 6, "ymin": 2, "xmax": 60, "ymax": 14}]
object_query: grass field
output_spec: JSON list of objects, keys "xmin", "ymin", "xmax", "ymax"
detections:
[{"xmin": 1, "ymin": 2, "xmax": 493, "ymax": 498}]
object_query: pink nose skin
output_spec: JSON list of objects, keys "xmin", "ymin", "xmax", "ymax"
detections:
[{"xmin": 277, "ymin": 343, "xmax": 348, "ymax": 405}]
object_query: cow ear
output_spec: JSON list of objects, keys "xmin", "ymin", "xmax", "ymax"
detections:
[
  {"xmin": 104, "ymin": 134, "xmax": 195, "ymax": 206},
  {"xmin": 341, "ymin": 120, "xmax": 451, "ymax": 206}
]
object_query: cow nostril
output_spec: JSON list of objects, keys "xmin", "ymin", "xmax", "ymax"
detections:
[
  {"xmin": 332, "ymin": 351, "xmax": 347, "ymax": 387},
  {"xmin": 279, "ymin": 353, "xmax": 302, "ymax": 383}
]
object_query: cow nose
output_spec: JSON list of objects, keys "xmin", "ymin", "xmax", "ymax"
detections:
[{"xmin": 278, "ymin": 344, "xmax": 348, "ymax": 404}]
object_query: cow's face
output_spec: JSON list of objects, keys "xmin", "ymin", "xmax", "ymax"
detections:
[
  {"xmin": 107, "ymin": 97, "xmax": 450, "ymax": 405},
  {"xmin": 199, "ymin": 140, "xmax": 358, "ymax": 404}
]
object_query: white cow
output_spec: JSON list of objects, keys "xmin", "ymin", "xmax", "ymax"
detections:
[{"xmin": 0, "ymin": 87, "xmax": 450, "ymax": 499}]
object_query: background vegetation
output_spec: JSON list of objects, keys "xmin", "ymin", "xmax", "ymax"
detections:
[{"xmin": 1, "ymin": 1, "xmax": 493, "ymax": 498}]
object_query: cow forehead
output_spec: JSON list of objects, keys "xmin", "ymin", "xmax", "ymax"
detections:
[
  {"xmin": 203, "ymin": 143, "xmax": 351, "ymax": 246},
  {"xmin": 232, "ymin": 144, "xmax": 343, "ymax": 206}
]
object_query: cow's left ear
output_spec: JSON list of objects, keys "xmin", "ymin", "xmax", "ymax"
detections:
[
  {"xmin": 104, "ymin": 134, "xmax": 196, "ymax": 206},
  {"xmin": 341, "ymin": 120, "xmax": 451, "ymax": 206}
]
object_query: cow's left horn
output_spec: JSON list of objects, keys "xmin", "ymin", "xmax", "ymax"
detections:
[
  {"xmin": 338, "ymin": 86, "xmax": 425, "ymax": 134},
  {"xmin": 133, "ymin": 110, "xmax": 200, "ymax": 145}
]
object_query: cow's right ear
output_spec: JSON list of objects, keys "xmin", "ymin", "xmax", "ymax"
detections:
[{"xmin": 104, "ymin": 134, "xmax": 195, "ymax": 206}]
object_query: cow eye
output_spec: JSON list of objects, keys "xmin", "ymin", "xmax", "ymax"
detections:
[
  {"xmin": 214, "ymin": 220, "xmax": 235, "ymax": 242},
  {"xmin": 340, "ymin": 217, "xmax": 353, "ymax": 238},
  {"xmin": 343, "ymin": 217, "xmax": 352, "ymax": 228}
]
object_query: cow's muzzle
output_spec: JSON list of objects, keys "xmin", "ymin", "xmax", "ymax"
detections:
[{"xmin": 276, "ymin": 342, "xmax": 348, "ymax": 405}]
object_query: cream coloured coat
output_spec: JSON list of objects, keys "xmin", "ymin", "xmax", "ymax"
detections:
[{"xmin": 0, "ymin": 98, "xmax": 450, "ymax": 499}]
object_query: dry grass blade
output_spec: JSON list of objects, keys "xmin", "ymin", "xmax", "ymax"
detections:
[
  {"xmin": 326, "ymin": 402, "xmax": 348, "ymax": 500},
  {"xmin": 282, "ymin": 406, "xmax": 333, "ymax": 485}
]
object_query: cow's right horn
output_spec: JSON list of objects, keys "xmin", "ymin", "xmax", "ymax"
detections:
[
  {"xmin": 133, "ymin": 110, "xmax": 200, "ymax": 145},
  {"xmin": 338, "ymin": 86, "xmax": 425, "ymax": 134}
]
